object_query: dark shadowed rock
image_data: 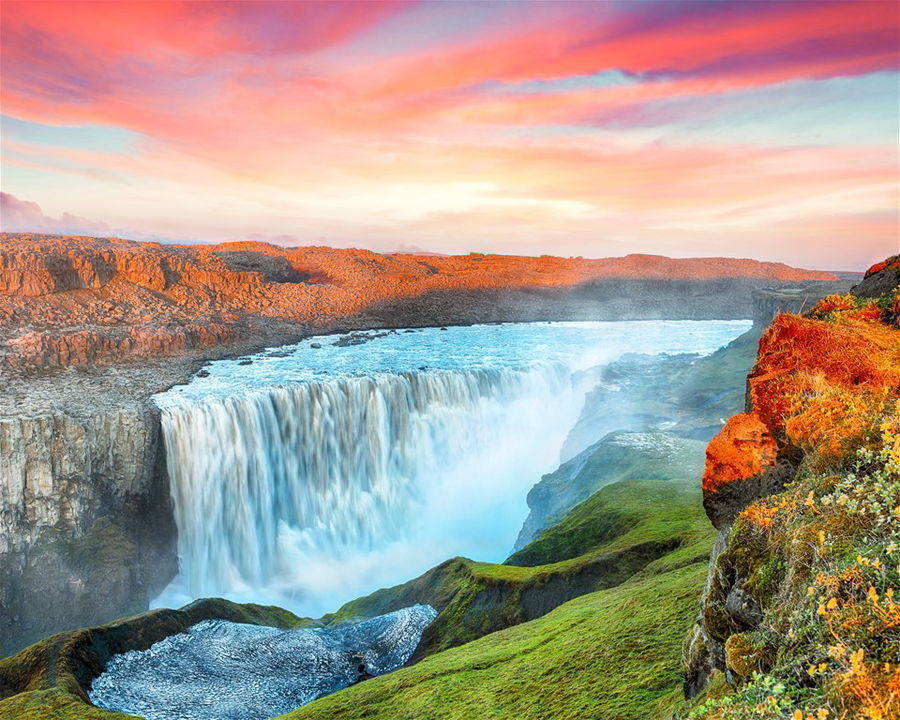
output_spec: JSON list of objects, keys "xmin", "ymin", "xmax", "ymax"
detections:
[
  {"xmin": 851, "ymin": 255, "xmax": 900, "ymax": 298},
  {"xmin": 725, "ymin": 584, "xmax": 763, "ymax": 629}
]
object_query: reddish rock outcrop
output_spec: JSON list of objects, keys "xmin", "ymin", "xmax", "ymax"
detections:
[
  {"xmin": 702, "ymin": 413, "xmax": 777, "ymax": 495},
  {"xmin": 702, "ymin": 260, "xmax": 900, "ymax": 529},
  {"xmin": 0, "ymin": 233, "xmax": 837, "ymax": 370}
]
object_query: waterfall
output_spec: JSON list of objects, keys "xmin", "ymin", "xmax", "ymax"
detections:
[{"xmin": 159, "ymin": 362, "xmax": 582, "ymax": 606}]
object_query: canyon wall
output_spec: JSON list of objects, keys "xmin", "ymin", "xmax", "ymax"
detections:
[
  {"xmin": 0, "ymin": 234, "xmax": 836, "ymax": 370},
  {"xmin": 0, "ymin": 403, "xmax": 176, "ymax": 656}
]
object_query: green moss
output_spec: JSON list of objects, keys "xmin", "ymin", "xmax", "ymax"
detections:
[
  {"xmin": 283, "ymin": 562, "xmax": 709, "ymax": 720},
  {"xmin": 701, "ymin": 516, "xmax": 774, "ymax": 642},
  {"xmin": 510, "ymin": 472, "xmax": 710, "ymax": 568},
  {"xmin": 0, "ymin": 687, "xmax": 137, "ymax": 720},
  {"xmin": 744, "ymin": 554, "xmax": 786, "ymax": 607},
  {"xmin": 0, "ymin": 598, "xmax": 312, "ymax": 719}
]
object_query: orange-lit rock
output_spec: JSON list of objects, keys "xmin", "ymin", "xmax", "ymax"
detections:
[
  {"xmin": 702, "ymin": 413, "xmax": 777, "ymax": 495},
  {"xmin": 0, "ymin": 233, "xmax": 838, "ymax": 370},
  {"xmin": 702, "ymin": 258, "xmax": 900, "ymax": 528},
  {"xmin": 748, "ymin": 314, "xmax": 900, "ymax": 430},
  {"xmin": 701, "ymin": 412, "xmax": 783, "ymax": 529}
]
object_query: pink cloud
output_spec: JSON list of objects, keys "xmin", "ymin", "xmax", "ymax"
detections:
[
  {"xmin": 2, "ymin": 1, "xmax": 896, "ymax": 147},
  {"xmin": 0, "ymin": 192, "xmax": 112, "ymax": 236},
  {"xmin": 0, "ymin": 2, "xmax": 897, "ymax": 269}
]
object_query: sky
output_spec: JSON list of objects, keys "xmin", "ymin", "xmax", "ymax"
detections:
[{"xmin": 1, "ymin": 1, "xmax": 898, "ymax": 270}]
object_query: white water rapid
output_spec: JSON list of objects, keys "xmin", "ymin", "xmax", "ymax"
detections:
[{"xmin": 154, "ymin": 320, "xmax": 750, "ymax": 615}]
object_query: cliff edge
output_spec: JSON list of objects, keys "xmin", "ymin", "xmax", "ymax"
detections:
[{"xmin": 685, "ymin": 257, "xmax": 900, "ymax": 719}]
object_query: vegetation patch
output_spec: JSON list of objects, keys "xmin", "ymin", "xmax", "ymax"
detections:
[
  {"xmin": 286, "ymin": 561, "xmax": 711, "ymax": 720},
  {"xmin": 327, "ymin": 473, "xmax": 712, "ymax": 661},
  {"xmin": 687, "ymin": 411, "xmax": 900, "ymax": 720}
]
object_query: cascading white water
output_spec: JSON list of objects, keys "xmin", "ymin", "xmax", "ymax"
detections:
[
  {"xmin": 154, "ymin": 320, "xmax": 752, "ymax": 615},
  {"xmin": 160, "ymin": 362, "xmax": 581, "ymax": 609}
]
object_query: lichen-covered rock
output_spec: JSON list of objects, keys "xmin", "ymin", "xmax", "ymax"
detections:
[
  {"xmin": 724, "ymin": 585, "xmax": 763, "ymax": 629},
  {"xmin": 851, "ymin": 255, "xmax": 900, "ymax": 299},
  {"xmin": 686, "ymin": 256, "xmax": 900, "ymax": 701},
  {"xmin": 724, "ymin": 633, "xmax": 767, "ymax": 679}
]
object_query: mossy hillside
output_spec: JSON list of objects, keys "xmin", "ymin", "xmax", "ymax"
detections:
[
  {"xmin": 0, "ymin": 687, "xmax": 136, "ymax": 720},
  {"xmin": 506, "ymin": 470, "xmax": 708, "ymax": 567},
  {"xmin": 687, "ymin": 420, "xmax": 900, "ymax": 719},
  {"xmin": 0, "ymin": 599, "xmax": 312, "ymax": 720},
  {"xmin": 518, "ymin": 431, "xmax": 707, "ymax": 549},
  {"xmin": 327, "ymin": 472, "xmax": 713, "ymax": 661},
  {"xmin": 285, "ymin": 558, "xmax": 711, "ymax": 720}
]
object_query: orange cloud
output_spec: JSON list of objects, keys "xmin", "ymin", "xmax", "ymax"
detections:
[{"xmin": 0, "ymin": 1, "xmax": 897, "ymax": 268}]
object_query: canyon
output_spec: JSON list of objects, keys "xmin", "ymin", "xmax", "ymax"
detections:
[
  {"xmin": 0, "ymin": 234, "xmax": 848, "ymax": 658},
  {"xmin": 0, "ymin": 234, "xmax": 863, "ymax": 714},
  {"xmin": 0, "ymin": 250, "xmax": 895, "ymax": 719}
]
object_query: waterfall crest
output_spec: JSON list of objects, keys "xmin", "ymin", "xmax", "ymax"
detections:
[{"xmin": 160, "ymin": 363, "xmax": 578, "ymax": 601}]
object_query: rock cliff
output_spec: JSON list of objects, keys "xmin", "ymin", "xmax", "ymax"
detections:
[
  {"xmin": 684, "ymin": 257, "xmax": 900, "ymax": 716},
  {"xmin": 0, "ymin": 234, "xmax": 836, "ymax": 370},
  {"xmin": 0, "ymin": 401, "xmax": 176, "ymax": 657}
]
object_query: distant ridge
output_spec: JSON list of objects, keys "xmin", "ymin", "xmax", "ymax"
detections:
[{"xmin": 0, "ymin": 233, "xmax": 836, "ymax": 370}]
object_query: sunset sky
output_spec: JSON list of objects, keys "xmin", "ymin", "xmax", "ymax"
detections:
[{"xmin": 1, "ymin": 0, "xmax": 898, "ymax": 270}]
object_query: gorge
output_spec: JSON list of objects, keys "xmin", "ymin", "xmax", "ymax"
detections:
[
  {"xmin": 2, "ymin": 236, "xmax": 878, "ymax": 720},
  {"xmin": 153, "ymin": 320, "xmax": 749, "ymax": 616},
  {"xmin": 0, "ymin": 235, "xmax": 845, "ymax": 659}
]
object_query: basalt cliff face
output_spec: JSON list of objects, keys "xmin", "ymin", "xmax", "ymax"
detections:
[
  {"xmin": 0, "ymin": 234, "xmax": 835, "ymax": 370},
  {"xmin": 685, "ymin": 257, "xmax": 900, "ymax": 718},
  {"xmin": 0, "ymin": 401, "xmax": 176, "ymax": 657}
]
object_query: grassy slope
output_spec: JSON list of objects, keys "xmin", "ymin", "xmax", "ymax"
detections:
[
  {"xmin": 283, "ymin": 470, "xmax": 716, "ymax": 720},
  {"xmin": 0, "ymin": 688, "xmax": 135, "ymax": 720},
  {"xmin": 506, "ymin": 456, "xmax": 706, "ymax": 567},
  {"xmin": 286, "ymin": 542, "xmax": 711, "ymax": 720}
]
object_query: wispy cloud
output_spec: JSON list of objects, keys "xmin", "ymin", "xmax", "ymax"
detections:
[{"xmin": 1, "ymin": 1, "xmax": 897, "ymax": 268}]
